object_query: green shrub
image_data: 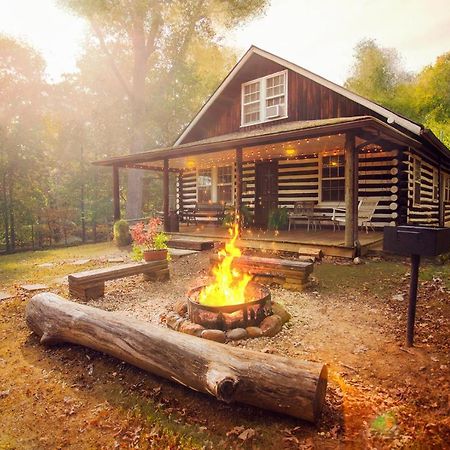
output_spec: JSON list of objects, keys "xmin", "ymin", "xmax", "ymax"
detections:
[
  {"xmin": 222, "ymin": 205, "xmax": 254, "ymax": 228},
  {"xmin": 268, "ymin": 207, "xmax": 289, "ymax": 231},
  {"xmin": 113, "ymin": 220, "xmax": 131, "ymax": 246}
]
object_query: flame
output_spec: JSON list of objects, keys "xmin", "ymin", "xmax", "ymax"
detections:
[{"xmin": 198, "ymin": 221, "xmax": 252, "ymax": 307}]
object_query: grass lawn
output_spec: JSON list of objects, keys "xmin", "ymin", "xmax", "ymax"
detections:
[
  {"xmin": 0, "ymin": 242, "xmax": 127, "ymax": 289},
  {"xmin": 0, "ymin": 243, "xmax": 449, "ymax": 449}
]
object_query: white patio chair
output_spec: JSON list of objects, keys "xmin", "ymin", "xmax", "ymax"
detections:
[
  {"xmin": 332, "ymin": 197, "xmax": 381, "ymax": 233},
  {"xmin": 288, "ymin": 201, "xmax": 319, "ymax": 231}
]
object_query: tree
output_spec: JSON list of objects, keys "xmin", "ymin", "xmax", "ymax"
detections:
[
  {"xmin": 345, "ymin": 39, "xmax": 449, "ymax": 147},
  {"xmin": 345, "ymin": 38, "xmax": 410, "ymax": 105},
  {"xmin": 0, "ymin": 36, "xmax": 47, "ymax": 251},
  {"xmin": 60, "ymin": 0, "xmax": 269, "ymax": 219}
]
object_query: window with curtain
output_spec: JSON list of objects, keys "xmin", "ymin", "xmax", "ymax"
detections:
[
  {"xmin": 217, "ymin": 166, "xmax": 233, "ymax": 204},
  {"xmin": 321, "ymin": 154, "xmax": 345, "ymax": 202},
  {"xmin": 197, "ymin": 168, "xmax": 212, "ymax": 203},
  {"xmin": 413, "ymin": 157, "xmax": 421, "ymax": 206}
]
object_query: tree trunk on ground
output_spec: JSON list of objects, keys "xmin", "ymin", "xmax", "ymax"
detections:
[{"xmin": 26, "ymin": 293, "xmax": 328, "ymax": 423}]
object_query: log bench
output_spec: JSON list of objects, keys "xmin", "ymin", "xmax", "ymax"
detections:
[
  {"xmin": 210, "ymin": 254, "xmax": 314, "ymax": 291},
  {"xmin": 68, "ymin": 260, "xmax": 169, "ymax": 300}
]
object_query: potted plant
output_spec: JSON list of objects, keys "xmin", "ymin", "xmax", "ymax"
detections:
[
  {"xmin": 268, "ymin": 207, "xmax": 289, "ymax": 231},
  {"xmin": 130, "ymin": 218, "xmax": 169, "ymax": 262}
]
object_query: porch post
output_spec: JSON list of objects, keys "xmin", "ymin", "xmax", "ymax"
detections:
[
  {"xmin": 112, "ymin": 165, "xmax": 121, "ymax": 221},
  {"xmin": 344, "ymin": 133, "xmax": 358, "ymax": 248},
  {"xmin": 163, "ymin": 158, "xmax": 170, "ymax": 231},
  {"xmin": 235, "ymin": 147, "xmax": 243, "ymax": 224}
]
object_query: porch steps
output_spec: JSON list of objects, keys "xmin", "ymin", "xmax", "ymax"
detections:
[
  {"xmin": 168, "ymin": 231, "xmax": 382, "ymax": 258},
  {"xmin": 236, "ymin": 238, "xmax": 323, "ymax": 260},
  {"xmin": 167, "ymin": 237, "xmax": 214, "ymax": 251}
]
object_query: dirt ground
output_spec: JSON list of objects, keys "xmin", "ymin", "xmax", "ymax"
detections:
[{"xmin": 0, "ymin": 243, "xmax": 449, "ymax": 449}]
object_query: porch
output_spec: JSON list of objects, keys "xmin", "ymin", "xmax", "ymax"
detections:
[
  {"xmin": 173, "ymin": 224, "xmax": 383, "ymax": 258},
  {"xmin": 93, "ymin": 116, "xmax": 419, "ymax": 256}
]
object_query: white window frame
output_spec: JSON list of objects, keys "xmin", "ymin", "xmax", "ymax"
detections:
[
  {"xmin": 412, "ymin": 156, "xmax": 422, "ymax": 206},
  {"xmin": 197, "ymin": 168, "xmax": 213, "ymax": 203},
  {"xmin": 319, "ymin": 152, "xmax": 346, "ymax": 205},
  {"xmin": 445, "ymin": 173, "xmax": 450, "ymax": 203},
  {"xmin": 217, "ymin": 165, "xmax": 233, "ymax": 205},
  {"xmin": 196, "ymin": 165, "xmax": 234, "ymax": 205},
  {"xmin": 432, "ymin": 167, "xmax": 439, "ymax": 202},
  {"xmin": 241, "ymin": 70, "xmax": 288, "ymax": 127}
]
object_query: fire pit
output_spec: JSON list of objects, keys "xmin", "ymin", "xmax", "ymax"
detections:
[
  {"xmin": 165, "ymin": 223, "xmax": 291, "ymax": 341},
  {"xmin": 187, "ymin": 282, "xmax": 271, "ymax": 331}
]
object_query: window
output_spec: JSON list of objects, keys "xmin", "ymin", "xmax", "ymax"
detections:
[
  {"xmin": 321, "ymin": 154, "xmax": 345, "ymax": 202},
  {"xmin": 242, "ymin": 81, "xmax": 261, "ymax": 125},
  {"xmin": 412, "ymin": 157, "xmax": 421, "ymax": 206},
  {"xmin": 197, "ymin": 168, "xmax": 212, "ymax": 203},
  {"xmin": 241, "ymin": 70, "xmax": 287, "ymax": 126},
  {"xmin": 445, "ymin": 174, "xmax": 450, "ymax": 203},
  {"xmin": 432, "ymin": 168, "xmax": 439, "ymax": 201},
  {"xmin": 197, "ymin": 166, "xmax": 234, "ymax": 204},
  {"xmin": 217, "ymin": 166, "xmax": 233, "ymax": 204}
]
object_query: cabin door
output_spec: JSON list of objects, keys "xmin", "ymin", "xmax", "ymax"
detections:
[{"xmin": 254, "ymin": 160, "xmax": 278, "ymax": 228}]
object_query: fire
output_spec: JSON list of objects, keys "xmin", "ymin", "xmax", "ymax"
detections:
[{"xmin": 198, "ymin": 222, "xmax": 252, "ymax": 307}]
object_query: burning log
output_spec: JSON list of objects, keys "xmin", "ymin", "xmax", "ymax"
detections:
[{"xmin": 26, "ymin": 293, "xmax": 328, "ymax": 423}]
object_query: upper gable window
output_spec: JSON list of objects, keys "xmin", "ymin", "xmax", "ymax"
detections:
[{"xmin": 241, "ymin": 70, "xmax": 288, "ymax": 126}]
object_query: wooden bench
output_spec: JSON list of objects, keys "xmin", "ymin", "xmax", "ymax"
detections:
[
  {"xmin": 68, "ymin": 261, "xmax": 169, "ymax": 300},
  {"xmin": 181, "ymin": 202, "xmax": 225, "ymax": 225},
  {"xmin": 210, "ymin": 254, "xmax": 314, "ymax": 291}
]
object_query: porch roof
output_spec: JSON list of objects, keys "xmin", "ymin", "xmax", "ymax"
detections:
[{"xmin": 92, "ymin": 115, "xmax": 434, "ymax": 170}]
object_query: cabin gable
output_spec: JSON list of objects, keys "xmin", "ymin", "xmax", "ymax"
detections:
[{"xmin": 177, "ymin": 51, "xmax": 401, "ymax": 144}]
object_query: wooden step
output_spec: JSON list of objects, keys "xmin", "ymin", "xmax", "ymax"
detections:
[{"xmin": 168, "ymin": 238, "xmax": 214, "ymax": 251}]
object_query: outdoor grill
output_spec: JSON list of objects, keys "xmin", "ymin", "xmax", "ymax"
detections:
[
  {"xmin": 383, "ymin": 225, "xmax": 450, "ymax": 346},
  {"xmin": 187, "ymin": 282, "xmax": 272, "ymax": 330},
  {"xmin": 383, "ymin": 225, "xmax": 450, "ymax": 257}
]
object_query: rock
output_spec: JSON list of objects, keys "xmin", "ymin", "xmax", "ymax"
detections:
[
  {"xmin": 353, "ymin": 257, "xmax": 363, "ymax": 265},
  {"xmin": 107, "ymin": 257, "xmax": 124, "ymax": 263},
  {"xmin": 37, "ymin": 262, "xmax": 54, "ymax": 268},
  {"xmin": 226, "ymin": 328, "xmax": 248, "ymax": 341},
  {"xmin": 246, "ymin": 326, "xmax": 263, "ymax": 338},
  {"xmin": 392, "ymin": 293, "xmax": 404, "ymax": 301},
  {"xmin": 20, "ymin": 284, "xmax": 48, "ymax": 292},
  {"xmin": 0, "ymin": 390, "xmax": 10, "ymax": 398},
  {"xmin": 72, "ymin": 259, "xmax": 91, "ymax": 265},
  {"xmin": 260, "ymin": 315, "xmax": 283, "ymax": 337},
  {"xmin": 179, "ymin": 321, "xmax": 205, "ymax": 337},
  {"xmin": 0, "ymin": 292, "xmax": 13, "ymax": 301},
  {"xmin": 201, "ymin": 329, "xmax": 226, "ymax": 343},
  {"xmin": 271, "ymin": 302, "xmax": 291, "ymax": 324},
  {"xmin": 173, "ymin": 300, "xmax": 187, "ymax": 317},
  {"xmin": 165, "ymin": 311, "xmax": 185, "ymax": 331}
]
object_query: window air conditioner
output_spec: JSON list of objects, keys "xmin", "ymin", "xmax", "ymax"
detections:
[{"xmin": 266, "ymin": 104, "xmax": 283, "ymax": 119}]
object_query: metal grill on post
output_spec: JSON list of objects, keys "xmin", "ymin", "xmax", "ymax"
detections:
[{"xmin": 383, "ymin": 225, "xmax": 450, "ymax": 346}]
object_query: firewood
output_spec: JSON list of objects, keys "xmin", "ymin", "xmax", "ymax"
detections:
[{"xmin": 26, "ymin": 293, "xmax": 328, "ymax": 423}]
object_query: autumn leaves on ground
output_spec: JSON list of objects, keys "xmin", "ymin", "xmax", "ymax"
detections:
[{"xmin": 0, "ymin": 242, "xmax": 449, "ymax": 449}]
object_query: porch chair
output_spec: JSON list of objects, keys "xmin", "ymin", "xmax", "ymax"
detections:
[
  {"xmin": 288, "ymin": 201, "xmax": 320, "ymax": 231},
  {"xmin": 332, "ymin": 197, "xmax": 381, "ymax": 233}
]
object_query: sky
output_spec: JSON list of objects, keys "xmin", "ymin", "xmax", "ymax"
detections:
[{"xmin": 0, "ymin": 0, "xmax": 449, "ymax": 84}]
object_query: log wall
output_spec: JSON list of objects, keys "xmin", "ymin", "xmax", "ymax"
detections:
[
  {"xmin": 402, "ymin": 149, "xmax": 450, "ymax": 226},
  {"xmin": 179, "ymin": 147, "xmax": 401, "ymax": 228}
]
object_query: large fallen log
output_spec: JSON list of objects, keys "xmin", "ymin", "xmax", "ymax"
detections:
[{"xmin": 26, "ymin": 293, "xmax": 328, "ymax": 423}]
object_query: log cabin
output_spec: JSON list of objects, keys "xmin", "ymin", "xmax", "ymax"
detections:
[{"xmin": 94, "ymin": 46, "xmax": 450, "ymax": 257}]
